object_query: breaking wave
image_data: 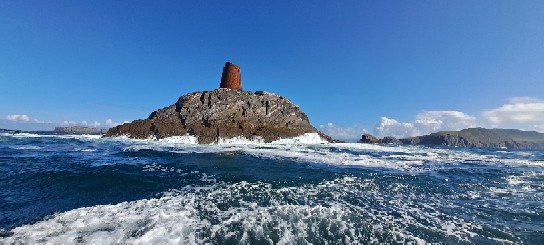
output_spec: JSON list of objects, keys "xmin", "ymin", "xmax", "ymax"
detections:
[
  {"xmin": 4, "ymin": 176, "xmax": 528, "ymax": 244},
  {"xmin": 1, "ymin": 132, "xmax": 542, "ymax": 243}
]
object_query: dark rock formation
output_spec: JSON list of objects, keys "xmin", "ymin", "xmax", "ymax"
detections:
[
  {"xmin": 219, "ymin": 62, "xmax": 242, "ymax": 90},
  {"xmin": 105, "ymin": 89, "xmax": 332, "ymax": 144},
  {"xmin": 381, "ymin": 136, "xmax": 401, "ymax": 144},
  {"xmin": 355, "ymin": 128, "xmax": 544, "ymax": 150},
  {"xmin": 357, "ymin": 134, "xmax": 380, "ymax": 144}
]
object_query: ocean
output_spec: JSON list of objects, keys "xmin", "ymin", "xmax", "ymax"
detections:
[{"xmin": 0, "ymin": 132, "xmax": 542, "ymax": 244}]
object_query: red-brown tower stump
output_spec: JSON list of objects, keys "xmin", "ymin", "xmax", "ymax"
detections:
[{"xmin": 220, "ymin": 62, "xmax": 242, "ymax": 90}]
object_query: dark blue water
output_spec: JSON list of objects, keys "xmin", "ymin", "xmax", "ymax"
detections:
[{"xmin": 1, "ymin": 133, "xmax": 543, "ymax": 244}]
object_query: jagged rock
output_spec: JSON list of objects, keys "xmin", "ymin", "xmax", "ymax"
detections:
[
  {"xmin": 381, "ymin": 136, "xmax": 401, "ymax": 144},
  {"xmin": 357, "ymin": 134, "xmax": 380, "ymax": 144},
  {"xmin": 105, "ymin": 89, "xmax": 332, "ymax": 144},
  {"xmin": 219, "ymin": 62, "xmax": 242, "ymax": 90}
]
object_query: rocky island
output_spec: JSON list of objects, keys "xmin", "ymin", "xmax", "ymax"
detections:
[
  {"xmin": 105, "ymin": 62, "xmax": 332, "ymax": 143},
  {"xmin": 55, "ymin": 126, "xmax": 107, "ymax": 134},
  {"xmin": 358, "ymin": 128, "xmax": 544, "ymax": 150}
]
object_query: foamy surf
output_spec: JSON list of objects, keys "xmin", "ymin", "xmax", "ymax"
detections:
[
  {"xmin": 4, "ymin": 176, "xmax": 518, "ymax": 244},
  {"xmin": 1, "ymin": 132, "xmax": 541, "ymax": 243},
  {"xmin": 3, "ymin": 132, "xmax": 543, "ymax": 170}
]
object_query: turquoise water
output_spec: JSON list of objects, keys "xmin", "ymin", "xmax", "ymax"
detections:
[{"xmin": 1, "ymin": 132, "xmax": 543, "ymax": 244}]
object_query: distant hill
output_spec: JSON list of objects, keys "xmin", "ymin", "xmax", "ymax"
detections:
[
  {"xmin": 356, "ymin": 128, "xmax": 544, "ymax": 150},
  {"xmin": 54, "ymin": 126, "xmax": 107, "ymax": 134},
  {"xmin": 399, "ymin": 128, "xmax": 544, "ymax": 150}
]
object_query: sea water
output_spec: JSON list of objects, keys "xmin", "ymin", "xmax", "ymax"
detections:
[{"xmin": 0, "ymin": 132, "xmax": 542, "ymax": 244}]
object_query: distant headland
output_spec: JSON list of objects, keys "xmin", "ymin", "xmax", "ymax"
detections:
[
  {"xmin": 54, "ymin": 126, "xmax": 107, "ymax": 134},
  {"xmin": 105, "ymin": 62, "xmax": 333, "ymax": 143},
  {"xmin": 358, "ymin": 128, "xmax": 544, "ymax": 150}
]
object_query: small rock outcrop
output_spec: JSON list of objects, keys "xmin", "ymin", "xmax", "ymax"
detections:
[
  {"xmin": 219, "ymin": 62, "xmax": 242, "ymax": 90},
  {"xmin": 357, "ymin": 134, "xmax": 380, "ymax": 144},
  {"xmin": 381, "ymin": 136, "xmax": 401, "ymax": 144},
  {"xmin": 105, "ymin": 62, "xmax": 332, "ymax": 143}
]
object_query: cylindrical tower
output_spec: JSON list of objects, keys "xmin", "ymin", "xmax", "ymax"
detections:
[{"xmin": 220, "ymin": 62, "xmax": 242, "ymax": 90}]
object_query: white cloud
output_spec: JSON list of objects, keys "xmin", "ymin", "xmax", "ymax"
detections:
[
  {"xmin": 6, "ymin": 114, "xmax": 30, "ymax": 122},
  {"xmin": 319, "ymin": 122, "xmax": 364, "ymax": 139},
  {"xmin": 55, "ymin": 119, "xmax": 106, "ymax": 128},
  {"xmin": 374, "ymin": 111, "xmax": 481, "ymax": 138},
  {"xmin": 62, "ymin": 120, "xmax": 77, "ymax": 126},
  {"xmin": 90, "ymin": 121, "xmax": 101, "ymax": 127},
  {"xmin": 104, "ymin": 119, "xmax": 124, "ymax": 128},
  {"xmin": 506, "ymin": 97, "xmax": 543, "ymax": 104},
  {"xmin": 33, "ymin": 119, "xmax": 45, "ymax": 124},
  {"xmin": 483, "ymin": 97, "xmax": 544, "ymax": 129},
  {"xmin": 533, "ymin": 125, "xmax": 544, "ymax": 132},
  {"xmin": 58, "ymin": 119, "xmax": 121, "ymax": 128},
  {"xmin": 105, "ymin": 119, "xmax": 114, "ymax": 126}
]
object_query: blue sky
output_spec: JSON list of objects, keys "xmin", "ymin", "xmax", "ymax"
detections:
[{"xmin": 1, "ymin": 1, "xmax": 544, "ymax": 138}]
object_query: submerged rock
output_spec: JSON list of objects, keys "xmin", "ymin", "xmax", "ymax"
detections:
[
  {"xmin": 357, "ymin": 134, "xmax": 380, "ymax": 144},
  {"xmin": 105, "ymin": 62, "xmax": 332, "ymax": 143}
]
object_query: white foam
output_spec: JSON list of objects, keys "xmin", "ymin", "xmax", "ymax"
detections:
[
  {"xmin": 13, "ymin": 145, "xmax": 43, "ymax": 150},
  {"xmin": 113, "ymin": 137, "xmax": 544, "ymax": 171},
  {"xmin": 4, "ymin": 176, "xmax": 521, "ymax": 244},
  {"xmin": 9, "ymin": 133, "xmax": 42, "ymax": 138},
  {"xmin": 213, "ymin": 133, "xmax": 327, "ymax": 145},
  {"xmin": 5, "ymin": 194, "xmax": 199, "ymax": 244},
  {"xmin": 80, "ymin": 149, "xmax": 97, "ymax": 152},
  {"xmin": 4, "ymin": 132, "xmax": 543, "ymax": 170},
  {"xmin": 1, "ymin": 178, "xmax": 415, "ymax": 244},
  {"xmin": 6, "ymin": 133, "xmax": 103, "ymax": 141},
  {"xmin": 158, "ymin": 135, "xmax": 198, "ymax": 144},
  {"xmin": 217, "ymin": 136, "xmax": 265, "ymax": 145},
  {"xmin": 270, "ymin": 133, "xmax": 328, "ymax": 145}
]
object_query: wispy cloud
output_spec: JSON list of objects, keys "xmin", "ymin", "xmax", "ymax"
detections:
[
  {"xmin": 2, "ymin": 114, "xmax": 52, "ymax": 130},
  {"xmin": 6, "ymin": 114, "xmax": 48, "ymax": 124},
  {"xmin": 6, "ymin": 114, "xmax": 30, "ymax": 122},
  {"xmin": 62, "ymin": 120, "xmax": 77, "ymax": 126},
  {"xmin": 105, "ymin": 119, "xmax": 114, "ymax": 126},
  {"xmin": 91, "ymin": 121, "xmax": 101, "ymax": 127},
  {"xmin": 374, "ymin": 97, "xmax": 544, "ymax": 138},
  {"xmin": 60, "ymin": 119, "xmax": 124, "ymax": 128},
  {"xmin": 374, "ymin": 111, "xmax": 481, "ymax": 138},
  {"xmin": 483, "ymin": 97, "xmax": 544, "ymax": 125},
  {"xmin": 3, "ymin": 114, "xmax": 126, "ymax": 131},
  {"xmin": 319, "ymin": 122, "xmax": 364, "ymax": 139},
  {"xmin": 482, "ymin": 97, "xmax": 544, "ymax": 131}
]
